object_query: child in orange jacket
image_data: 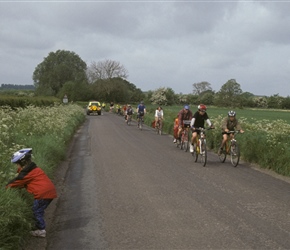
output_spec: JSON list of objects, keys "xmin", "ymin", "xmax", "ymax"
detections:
[{"xmin": 6, "ymin": 148, "xmax": 57, "ymax": 238}]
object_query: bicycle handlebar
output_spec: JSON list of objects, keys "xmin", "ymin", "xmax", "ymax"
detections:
[
  {"xmin": 192, "ymin": 127, "xmax": 214, "ymax": 131},
  {"xmin": 227, "ymin": 130, "xmax": 241, "ymax": 134}
]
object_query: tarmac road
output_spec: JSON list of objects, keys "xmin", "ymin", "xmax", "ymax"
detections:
[{"xmin": 42, "ymin": 112, "xmax": 290, "ymax": 250}]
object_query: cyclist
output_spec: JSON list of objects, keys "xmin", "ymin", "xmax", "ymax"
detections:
[
  {"xmin": 177, "ymin": 105, "xmax": 193, "ymax": 142},
  {"xmin": 123, "ymin": 104, "xmax": 128, "ymax": 121},
  {"xmin": 137, "ymin": 101, "xmax": 146, "ymax": 127},
  {"xmin": 154, "ymin": 106, "xmax": 164, "ymax": 129},
  {"xmin": 126, "ymin": 104, "xmax": 134, "ymax": 122},
  {"xmin": 190, "ymin": 104, "xmax": 214, "ymax": 153},
  {"xmin": 109, "ymin": 102, "xmax": 114, "ymax": 112},
  {"xmin": 218, "ymin": 110, "xmax": 244, "ymax": 155},
  {"xmin": 116, "ymin": 104, "xmax": 121, "ymax": 115}
]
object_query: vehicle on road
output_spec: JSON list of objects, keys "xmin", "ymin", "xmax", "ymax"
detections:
[{"xmin": 86, "ymin": 101, "xmax": 102, "ymax": 116}]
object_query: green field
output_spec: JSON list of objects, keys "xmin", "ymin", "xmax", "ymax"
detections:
[{"xmin": 145, "ymin": 105, "xmax": 290, "ymax": 124}]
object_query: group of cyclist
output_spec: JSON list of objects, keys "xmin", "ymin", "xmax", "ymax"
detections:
[
  {"xmin": 118, "ymin": 101, "xmax": 244, "ymax": 153},
  {"xmin": 121, "ymin": 101, "xmax": 164, "ymax": 130},
  {"xmin": 175, "ymin": 104, "xmax": 244, "ymax": 154},
  {"xmin": 120, "ymin": 101, "xmax": 147, "ymax": 127}
]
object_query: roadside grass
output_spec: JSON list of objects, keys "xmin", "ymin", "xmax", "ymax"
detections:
[{"xmin": 0, "ymin": 104, "xmax": 85, "ymax": 249}]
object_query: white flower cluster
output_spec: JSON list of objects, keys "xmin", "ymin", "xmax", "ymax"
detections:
[{"xmin": 0, "ymin": 104, "xmax": 84, "ymax": 181}]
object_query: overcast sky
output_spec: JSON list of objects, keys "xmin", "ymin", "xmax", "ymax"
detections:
[{"xmin": 1, "ymin": 0, "xmax": 290, "ymax": 97}]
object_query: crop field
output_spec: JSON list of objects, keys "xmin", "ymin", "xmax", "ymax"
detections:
[{"xmin": 145, "ymin": 105, "xmax": 290, "ymax": 124}]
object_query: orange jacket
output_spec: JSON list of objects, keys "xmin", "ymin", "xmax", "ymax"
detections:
[
  {"xmin": 174, "ymin": 118, "xmax": 179, "ymax": 128},
  {"xmin": 6, "ymin": 162, "xmax": 57, "ymax": 199}
]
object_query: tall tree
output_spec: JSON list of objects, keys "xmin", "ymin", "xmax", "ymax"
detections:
[
  {"xmin": 192, "ymin": 81, "xmax": 212, "ymax": 95},
  {"xmin": 214, "ymin": 79, "xmax": 243, "ymax": 107},
  {"xmin": 87, "ymin": 59, "xmax": 128, "ymax": 83},
  {"xmin": 33, "ymin": 50, "xmax": 87, "ymax": 96}
]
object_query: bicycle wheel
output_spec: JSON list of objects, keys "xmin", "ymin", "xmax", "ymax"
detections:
[
  {"xmin": 155, "ymin": 125, "xmax": 159, "ymax": 134},
  {"xmin": 180, "ymin": 138, "xmax": 184, "ymax": 150},
  {"xmin": 230, "ymin": 143, "xmax": 240, "ymax": 167},
  {"xmin": 183, "ymin": 131, "xmax": 189, "ymax": 152},
  {"xmin": 200, "ymin": 140, "xmax": 207, "ymax": 167},
  {"xmin": 218, "ymin": 145, "xmax": 227, "ymax": 163},
  {"xmin": 183, "ymin": 140, "xmax": 189, "ymax": 152}
]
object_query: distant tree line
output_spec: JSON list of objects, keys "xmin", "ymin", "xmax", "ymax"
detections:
[
  {"xmin": 0, "ymin": 84, "xmax": 35, "ymax": 90},
  {"xmin": 148, "ymin": 80, "xmax": 290, "ymax": 109},
  {"xmin": 6, "ymin": 49, "xmax": 287, "ymax": 109}
]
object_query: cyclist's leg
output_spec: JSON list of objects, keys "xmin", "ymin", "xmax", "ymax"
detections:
[
  {"xmin": 219, "ymin": 133, "xmax": 228, "ymax": 155},
  {"xmin": 177, "ymin": 127, "xmax": 183, "ymax": 140},
  {"xmin": 190, "ymin": 131, "xmax": 197, "ymax": 152},
  {"xmin": 154, "ymin": 117, "xmax": 158, "ymax": 128}
]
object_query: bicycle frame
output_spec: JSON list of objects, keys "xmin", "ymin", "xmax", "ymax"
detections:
[
  {"xmin": 126, "ymin": 114, "xmax": 132, "ymax": 125},
  {"xmin": 155, "ymin": 117, "xmax": 162, "ymax": 135},
  {"xmin": 192, "ymin": 127, "xmax": 212, "ymax": 167},
  {"xmin": 180, "ymin": 120, "xmax": 191, "ymax": 152},
  {"xmin": 218, "ymin": 130, "xmax": 241, "ymax": 167},
  {"xmin": 138, "ymin": 115, "xmax": 144, "ymax": 130}
]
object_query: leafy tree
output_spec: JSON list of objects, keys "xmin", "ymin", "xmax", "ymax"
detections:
[
  {"xmin": 281, "ymin": 96, "xmax": 290, "ymax": 109},
  {"xmin": 192, "ymin": 81, "xmax": 212, "ymax": 95},
  {"xmin": 90, "ymin": 77, "xmax": 143, "ymax": 103},
  {"xmin": 240, "ymin": 92, "xmax": 255, "ymax": 107},
  {"xmin": 87, "ymin": 59, "xmax": 128, "ymax": 83},
  {"xmin": 253, "ymin": 96, "xmax": 268, "ymax": 108},
  {"xmin": 214, "ymin": 79, "xmax": 243, "ymax": 107},
  {"xmin": 149, "ymin": 87, "xmax": 178, "ymax": 106},
  {"xmin": 267, "ymin": 94, "xmax": 283, "ymax": 109},
  {"xmin": 186, "ymin": 94, "xmax": 200, "ymax": 106},
  {"xmin": 33, "ymin": 50, "xmax": 87, "ymax": 96},
  {"xmin": 164, "ymin": 88, "xmax": 177, "ymax": 105},
  {"xmin": 150, "ymin": 87, "xmax": 168, "ymax": 105},
  {"xmin": 57, "ymin": 81, "xmax": 91, "ymax": 102},
  {"xmin": 199, "ymin": 91, "xmax": 215, "ymax": 105},
  {"xmin": 177, "ymin": 93, "xmax": 189, "ymax": 104}
]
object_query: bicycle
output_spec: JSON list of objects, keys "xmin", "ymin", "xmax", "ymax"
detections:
[
  {"xmin": 126, "ymin": 114, "xmax": 132, "ymax": 126},
  {"xmin": 155, "ymin": 117, "xmax": 162, "ymax": 135},
  {"xmin": 176, "ymin": 120, "xmax": 191, "ymax": 152},
  {"xmin": 137, "ymin": 114, "xmax": 144, "ymax": 130},
  {"xmin": 192, "ymin": 127, "xmax": 214, "ymax": 167},
  {"xmin": 218, "ymin": 130, "xmax": 241, "ymax": 167}
]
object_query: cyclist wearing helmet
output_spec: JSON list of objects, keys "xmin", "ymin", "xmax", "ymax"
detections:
[
  {"xmin": 137, "ymin": 101, "xmax": 146, "ymax": 127},
  {"xmin": 6, "ymin": 148, "xmax": 57, "ymax": 238},
  {"xmin": 177, "ymin": 105, "xmax": 193, "ymax": 141},
  {"xmin": 218, "ymin": 110, "xmax": 244, "ymax": 155},
  {"xmin": 190, "ymin": 104, "xmax": 214, "ymax": 153},
  {"xmin": 127, "ymin": 104, "xmax": 133, "ymax": 116}
]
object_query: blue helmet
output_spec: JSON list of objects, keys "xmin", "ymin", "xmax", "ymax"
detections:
[
  {"xmin": 184, "ymin": 105, "xmax": 189, "ymax": 110},
  {"xmin": 11, "ymin": 148, "xmax": 32, "ymax": 164}
]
